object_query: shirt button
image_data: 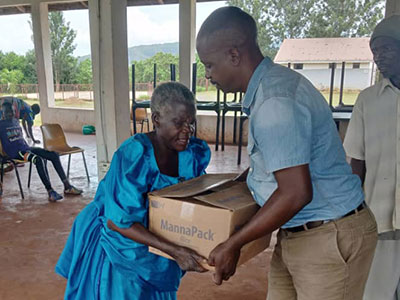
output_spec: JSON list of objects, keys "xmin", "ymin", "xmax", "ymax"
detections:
[
  {"xmin": 250, "ymin": 190, "xmax": 255, "ymax": 196},
  {"xmin": 249, "ymin": 167, "xmax": 253, "ymax": 172}
]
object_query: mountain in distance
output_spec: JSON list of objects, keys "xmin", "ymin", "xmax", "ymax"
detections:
[{"xmin": 77, "ymin": 42, "xmax": 179, "ymax": 63}]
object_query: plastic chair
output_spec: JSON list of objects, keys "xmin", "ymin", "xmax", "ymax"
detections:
[
  {"xmin": 0, "ymin": 140, "xmax": 33, "ymax": 199},
  {"xmin": 40, "ymin": 123, "xmax": 90, "ymax": 182}
]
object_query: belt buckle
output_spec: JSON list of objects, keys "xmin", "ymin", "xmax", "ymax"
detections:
[{"xmin": 302, "ymin": 220, "xmax": 330, "ymax": 231}]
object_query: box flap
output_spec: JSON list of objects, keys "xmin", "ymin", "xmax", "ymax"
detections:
[
  {"xmin": 194, "ymin": 182, "xmax": 255, "ymax": 210},
  {"xmin": 150, "ymin": 173, "xmax": 238, "ymax": 198}
]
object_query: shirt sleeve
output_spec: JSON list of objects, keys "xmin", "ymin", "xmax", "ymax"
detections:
[
  {"xmin": 21, "ymin": 109, "xmax": 34, "ymax": 124},
  {"xmin": 101, "ymin": 140, "xmax": 152, "ymax": 228},
  {"xmin": 343, "ymin": 94, "xmax": 365, "ymax": 160},
  {"xmin": 253, "ymin": 97, "xmax": 312, "ymax": 173}
]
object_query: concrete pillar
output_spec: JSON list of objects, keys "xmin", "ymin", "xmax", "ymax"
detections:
[
  {"xmin": 385, "ymin": 0, "xmax": 400, "ymax": 17},
  {"xmin": 179, "ymin": 0, "xmax": 196, "ymax": 90},
  {"xmin": 88, "ymin": 0, "xmax": 131, "ymax": 179},
  {"xmin": 30, "ymin": 2, "xmax": 55, "ymax": 117}
]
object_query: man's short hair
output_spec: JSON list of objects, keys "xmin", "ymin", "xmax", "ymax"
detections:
[
  {"xmin": 31, "ymin": 104, "xmax": 40, "ymax": 115},
  {"xmin": 198, "ymin": 6, "xmax": 258, "ymax": 47}
]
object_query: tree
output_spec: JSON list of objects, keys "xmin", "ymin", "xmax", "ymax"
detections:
[
  {"xmin": 0, "ymin": 51, "xmax": 26, "ymax": 71},
  {"xmin": 0, "ymin": 68, "xmax": 25, "ymax": 93},
  {"xmin": 22, "ymin": 50, "xmax": 37, "ymax": 84},
  {"xmin": 227, "ymin": 0, "xmax": 384, "ymax": 58},
  {"xmin": 74, "ymin": 59, "xmax": 93, "ymax": 84},
  {"xmin": 133, "ymin": 52, "xmax": 179, "ymax": 83},
  {"xmin": 307, "ymin": 0, "xmax": 385, "ymax": 38},
  {"xmin": 48, "ymin": 11, "xmax": 78, "ymax": 90},
  {"xmin": 0, "ymin": 51, "xmax": 35, "ymax": 89}
]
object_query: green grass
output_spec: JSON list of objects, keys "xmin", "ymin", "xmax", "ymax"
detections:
[{"xmin": 54, "ymin": 99, "xmax": 94, "ymax": 109}]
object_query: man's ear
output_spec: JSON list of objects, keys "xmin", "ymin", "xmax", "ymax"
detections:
[
  {"xmin": 152, "ymin": 112, "xmax": 160, "ymax": 128},
  {"xmin": 227, "ymin": 47, "xmax": 240, "ymax": 66}
]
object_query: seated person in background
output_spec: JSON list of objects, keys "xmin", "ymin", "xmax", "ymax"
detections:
[
  {"xmin": 0, "ymin": 102, "xmax": 82, "ymax": 202},
  {"xmin": 0, "ymin": 96, "xmax": 41, "ymax": 144},
  {"xmin": 56, "ymin": 82, "xmax": 210, "ymax": 299}
]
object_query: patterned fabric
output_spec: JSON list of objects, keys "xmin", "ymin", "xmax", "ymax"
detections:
[
  {"xmin": 0, "ymin": 97, "xmax": 35, "ymax": 123},
  {"xmin": 0, "ymin": 118, "xmax": 30, "ymax": 158}
]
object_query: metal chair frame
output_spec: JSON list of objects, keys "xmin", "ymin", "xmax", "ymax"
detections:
[{"xmin": 0, "ymin": 141, "xmax": 33, "ymax": 199}]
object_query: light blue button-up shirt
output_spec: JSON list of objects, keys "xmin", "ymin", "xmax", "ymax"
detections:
[{"xmin": 243, "ymin": 57, "xmax": 364, "ymax": 228}]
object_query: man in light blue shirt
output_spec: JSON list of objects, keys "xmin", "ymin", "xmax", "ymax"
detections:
[{"xmin": 197, "ymin": 7, "xmax": 377, "ymax": 299}]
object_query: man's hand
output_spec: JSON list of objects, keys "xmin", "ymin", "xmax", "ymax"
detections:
[
  {"xmin": 208, "ymin": 241, "xmax": 241, "ymax": 285},
  {"xmin": 170, "ymin": 246, "xmax": 208, "ymax": 273}
]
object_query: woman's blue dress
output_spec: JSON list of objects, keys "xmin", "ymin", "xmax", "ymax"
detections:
[{"xmin": 56, "ymin": 134, "xmax": 210, "ymax": 300}]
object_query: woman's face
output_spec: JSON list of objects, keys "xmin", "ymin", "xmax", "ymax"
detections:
[{"xmin": 154, "ymin": 102, "xmax": 196, "ymax": 152}]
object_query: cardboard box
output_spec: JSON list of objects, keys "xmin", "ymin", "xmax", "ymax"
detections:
[{"xmin": 148, "ymin": 173, "xmax": 271, "ymax": 269}]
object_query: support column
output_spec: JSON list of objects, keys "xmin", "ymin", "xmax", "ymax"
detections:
[
  {"xmin": 385, "ymin": 0, "xmax": 400, "ymax": 17},
  {"xmin": 179, "ymin": 0, "xmax": 196, "ymax": 90},
  {"xmin": 88, "ymin": 0, "xmax": 130, "ymax": 179},
  {"xmin": 31, "ymin": 2, "xmax": 55, "ymax": 118}
]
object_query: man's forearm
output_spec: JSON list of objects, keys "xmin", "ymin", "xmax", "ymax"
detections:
[
  {"xmin": 228, "ymin": 187, "xmax": 311, "ymax": 249},
  {"xmin": 22, "ymin": 120, "xmax": 29, "ymax": 136},
  {"xmin": 350, "ymin": 158, "xmax": 366, "ymax": 185},
  {"xmin": 229, "ymin": 165, "xmax": 313, "ymax": 249}
]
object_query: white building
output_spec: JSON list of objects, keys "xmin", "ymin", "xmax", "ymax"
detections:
[{"xmin": 274, "ymin": 37, "xmax": 376, "ymax": 90}]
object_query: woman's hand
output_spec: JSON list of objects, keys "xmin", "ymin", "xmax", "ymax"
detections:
[
  {"xmin": 107, "ymin": 219, "xmax": 119, "ymax": 231},
  {"xmin": 107, "ymin": 219, "xmax": 209, "ymax": 273},
  {"xmin": 170, "ymin": 246, "xmax": 209, "ymax": 273}
]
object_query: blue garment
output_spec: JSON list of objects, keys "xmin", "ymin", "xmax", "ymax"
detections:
[
  {"xmin": 0, "ymin": 118, "xmax": 30, "ymax": 158},
  {"xmin": 55, "ymin": 134, "xmax": 210, "ymax": 300},
  {"xmin": 243, "ymin": 57, "xmax": 364, "ymax": 228},
  {"xmin": 0, "ymin": 97, "xmax": 35, "ymax": 123}
]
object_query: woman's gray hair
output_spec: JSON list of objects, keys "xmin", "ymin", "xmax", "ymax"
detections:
[{"xmin": 150, "ymin": 82, "xmax": 196, "ymax": 116}]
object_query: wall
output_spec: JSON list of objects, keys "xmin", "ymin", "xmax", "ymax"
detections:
[
  {"xmin": 44, "ymin": 107, "xmax": 249, "ymax": 145},
  {"xmin": 280, "ymin": 62, "xmax": 373, "ymax": 90},
  {"xmin": 41, "ymin": 107, "xmax": 95, "ymax": 132}
]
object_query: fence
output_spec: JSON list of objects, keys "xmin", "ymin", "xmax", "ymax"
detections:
[{"xmin": 0, "ymin": 79, "xmax": 212, "ymax": 101}]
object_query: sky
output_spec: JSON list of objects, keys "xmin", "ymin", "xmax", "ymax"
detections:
[{"xmin": 0, "ymin": 1, "xmax": 226, "ymax": 57}]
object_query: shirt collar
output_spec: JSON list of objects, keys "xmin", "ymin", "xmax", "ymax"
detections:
[
  {"xmin": 242, "ymin": 57, "xmax": 273, "ymax": 115},
  {"xmin": 379, "ymin": 77, "xmax": 400, "ymax": 96}
]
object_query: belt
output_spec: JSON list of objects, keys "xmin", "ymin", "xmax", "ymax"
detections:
[{"xmin": 284, "ymin": 201, "xmax": 367, "ymax": 233}]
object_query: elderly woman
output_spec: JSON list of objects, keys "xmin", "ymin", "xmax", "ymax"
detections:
[{"xmin": 56, "ymin": 82, "xmax": 210, "ymax": 299}]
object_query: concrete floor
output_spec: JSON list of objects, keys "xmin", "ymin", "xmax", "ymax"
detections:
[{"xmin": 0, "ymin": 128, "xmax": 273, "ymax": 300}]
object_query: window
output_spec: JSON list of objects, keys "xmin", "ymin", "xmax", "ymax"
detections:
[
  {"xmin": 329, "ymin": 63, "xmax": 336, "ymax": 69},
  {"xmin": 293, "ymin": 63, "xmax": 303, "ymax": 70},
  {"xmin": 352, "ymin": 63, "xmax": 360, "ymax": 69}
]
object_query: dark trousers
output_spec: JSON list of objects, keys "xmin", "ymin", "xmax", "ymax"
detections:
[{"xmin": 18, "ymin": 148, "xmax": 67, "ymax": 191}]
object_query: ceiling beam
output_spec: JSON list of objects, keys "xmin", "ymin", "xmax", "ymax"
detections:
[
  {"xmin": 16, "ymin": 5, "xmax": 26, "ymax": 13},
  {"xmin": 0, "ymin": 0, "xmax": 224, "ymax": 15}
]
